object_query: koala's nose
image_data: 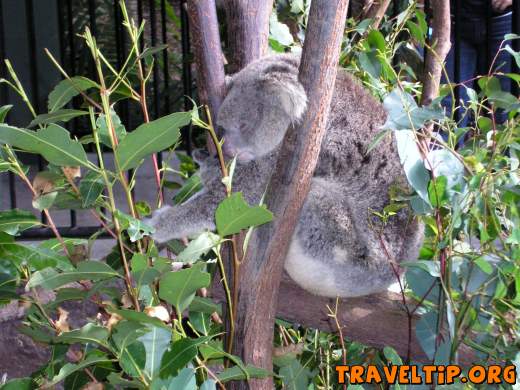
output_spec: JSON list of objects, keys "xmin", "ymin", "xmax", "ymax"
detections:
[{"xmin": 223, "ymin": 140, "xmax": 236, "ymax": 157}]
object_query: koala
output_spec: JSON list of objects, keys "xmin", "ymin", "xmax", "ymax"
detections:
[{"xmin": 147, "ymin": 54, "xmax": 424, "ymax": 298}]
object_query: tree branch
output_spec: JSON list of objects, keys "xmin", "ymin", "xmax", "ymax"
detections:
[
  {"xmin": 186, "ymin": 0, "xmax": 226, "ymax": 125},
  {"xmin": 420, "ymin": 0, "xmax": 451, "ymax": 106},
  {"xmin": 223, "ymin": 0, "xmax": 274, "ymax": 72},
  {"xmin": 228, "ymin": 1, "xmax": 349, "ymax": 388}
]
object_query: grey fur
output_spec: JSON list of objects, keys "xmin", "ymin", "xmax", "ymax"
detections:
[{"xmin": 146, "ymin": 54, "xmax": 424, "ymax": 298}]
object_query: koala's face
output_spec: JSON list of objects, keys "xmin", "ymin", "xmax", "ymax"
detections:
[{"xmin": 217, "ymin": 55, "xmax": 307, "ymax": 162}]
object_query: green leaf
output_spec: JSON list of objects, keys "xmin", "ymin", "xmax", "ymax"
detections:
[
  {"xmin": 173, "ymin": 174, "xmax": 203, "ymax": 205},
  {"xmin": 190, "ymin": 296, "xmax": 221, "ymax": 315},
  {"xmin": 382, "ymin": 88, "xmax": 444, "ymax": 131},
  {"xmin": 215, "ymin": 192, "xmax": 273, "ymax": 237},
  {"xmin": 138, "ymin": 326, "xmax": 171, "ymax": 378},
  {"xmin": 0, "ymin": 236, "xmax": 73, "ymax": 271},
  {"xmin": 44, "ymin": 352, "xmax": 110, "ymax": 387},
  {"xmin": 1, "ymin": 378, "xmax": 34, "ymax": 390},
  {"xmin": 79, "ymin": 171, "xmax": 105, "ymax": 207},
  {"xmin": 358, "ymin": 51, "xmax": 381, "ymax": 79},
  {"xmin": 115, "ymin": 210, "xmax": 154, "ymax": 242},
  {"xmin": 48, "ymin": 76, "xmax": 98, "ymax": 112},
  {"xmin": 27, "ymin": 261, "xmax": 120, "ymax": 289},
  {"xmin": 55, "ymin": 323, "xmax": 110, "ymax": 346},
  {"xmin": 415, "ymin": 311, "xmax": 438, "ymax": 359},
  {"xmin": 428, "ymin": 176, "xmax": 448, "ymax": 207},
  {"xmin": 269, "ymin": 13, "xmax": 294, "ymax": 47},
  {"xmin": 28, "ymin": 109, "xmax": 88, "ymax": 128},
  {"xmin": 0, "ymin": 124, "xmax": 91, "ymax": 168},
  {"xmin": 109, "ymin": 308, "xmax": 170, "ymax": 329},
  {"xmin": 0, "ymin": 209, "xmax": 40, "ymax": 235},
  {"xmin": 395, "ymin": 130, "xmax": 431, "ymax": 205},
  {"xmin": 0, "ymin": 105, "xmax": 13, "ymax": 123},
  {"xmin": 96, "ymin": 109, "xmax": 127, "ymax": 147},
  {"xmin": 120, "ymin": 341, "xmax": 147, "ymax": 379},
  {"xmin": 159, "ymin": 336, "xmax": 210, "ymax": 379},
  {"xmin": 367, "ymin": 30, "xmax": 386, "ymax": 52},
  {"xmin": 217, "ymin": 364, "xmax": 270, "ymax": 383},
  {"xmin": 383, "ymin": 346, "xmax": 403, "ymax": 365},
  {"xmin": 177, "ymin": 232, "xmax": 220, "ymax": 263},
  {"xmin": 151, "ymin": 367, "xmax": 196, "ymax": 390},
  {"xmin": 115, "ymin": 112, "xmax": 191, "ymax": 171},
  {"xmin": 473, "ymin": 256, "xmax": 493, "ymax": 275},
  {"xmin": 32, "ymin": 191, "xmax": 58, "ymax": 211},
  {"xmin": 279, "ymin": 358, "xmax": 313, "ymax": 390},
  {"xmin": 159, "ymin": 263, "xmax": 210, "ymax": 312}
]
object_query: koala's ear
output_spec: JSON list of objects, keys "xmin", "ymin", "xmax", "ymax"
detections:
[{"xmin": 262, "ymin": 70, "xmax": 307, "ymax": 122}]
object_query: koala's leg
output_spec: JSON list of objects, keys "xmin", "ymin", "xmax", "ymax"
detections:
[
  {"xmin": 145, "ymin": 190, "xmax": 220, "ymax": 244},
  {"xmin": 284, "ymin": 178, "xmax": 398, "ymax": 298}
]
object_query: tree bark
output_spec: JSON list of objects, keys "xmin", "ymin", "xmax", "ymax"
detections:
[
  {"xmin": 228, "ymin": 1, "xmax": 349, "ymax": 388},
  {"xmin": 186, "ymin": 0, "xmax": 226, "ymax": 124},
  {"xmin": 212, "ymin": 274, "xmax": 476, "ymax": 365},
  {"xmin": 363, "ymin": 0, "xmax": 391, "ymax": 30},
  {"xmin": 420, "ymin": 0, "xmax": 451, "ymax": 106},
  {"xmin": 223, "ymin": 0, "xmax": 274, "ymax": 72}
]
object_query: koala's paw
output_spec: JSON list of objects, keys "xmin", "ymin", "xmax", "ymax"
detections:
[{"xmin": 144, "ymin": 206, "xmax": 177, "ymax": 244}]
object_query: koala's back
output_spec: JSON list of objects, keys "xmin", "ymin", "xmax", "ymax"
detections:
[{"xmin": 317, "ymin": 70, "xmax": 402, "ymax": 189}]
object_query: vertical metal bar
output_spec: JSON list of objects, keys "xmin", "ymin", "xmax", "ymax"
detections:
[
  {"xmin": 88, "ymin": 0, "xmax": 98, "ymax": 37},
  {"xmin": 149, "ymin": 0, "xmax": 160, "ymax": 119},
  {"xmin": 161, "ymin": 0, "xmax": 170, "ymax": 116},
  {"xmin": 454, "ymin": 0, "xmax": 461, "ymax": 123},
  {"xmin": 0, "ymin": 0, "xmax": 6, "ymax": 105},
  {"xmin": 57, "ymin": 0, "xmax": 77, "ymax": 228},
  {"xmin": 180, "ymin": 0, "xmax": 193, "ymax": 154},
  {"xmin": 149, "ymin": 0, "xmax": 164, "ymax": 174},
  {"xmin": 67, "ymin": 0, "xmax": 76, "ymax": 75},
  {"xmin": 0, "ymin": 1, "xmax": 16, "ymax": 209},
  {"xmin": 25, "ymin": 0, "xmax": 47, "ymax": 223},
  {"xmin": 513, "ymin": 0, "xmax": 520, "ymax": 95}
]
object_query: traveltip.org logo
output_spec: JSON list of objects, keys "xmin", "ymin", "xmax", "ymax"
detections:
[{"xmin": 335, "ymin": 364, "xmax": 517, "ymax": 386}]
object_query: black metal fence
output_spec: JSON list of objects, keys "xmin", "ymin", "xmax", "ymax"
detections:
[
  {"xmin": 1, "ymin": 1, "xmax": 519, "ymax": 240},
  {"xmin": 0, "ymin": 0, "xmax": 193, "ymax": 239}
]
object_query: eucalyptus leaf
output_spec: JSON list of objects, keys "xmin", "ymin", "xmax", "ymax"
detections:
[
  {"xmin": 48, "ymin": 76, "xmax": 98, "ymax": 112},
  {"xmin": 138, "ymin": 325, "xmax": 171, "ymax": 378},
  {"xmin": 0, "ymin": 105, "xmax": 13, "ymax": 123},
  {"xmin": 115, "ymin": 112, "xmax": 191, "ymax": 171},
  {"xmin": 27, "ymin": 261, "xmax": 120, "ymax": 289},
  {"xmin": 215, "ymin": 192, "xmax": 273, "ymax": 237},
  {"xmin": 79, "ymin": 171, "xmax": 104, "ymax": 207},
  {"xmin": 394, "ymin": 130, "xmax": 431, "ymax": 205},
  {"xmin": 44, "ymin": 352, "xmax": 110, "ymax": 387},
  {"xmin": 0, "ymin": 124, "xmax": 91, "ymax": 168},
  {"xmin": 28, "ymin": 109, "xmax": 88, "ymax": 128},
  {"xmin": 158, "ymin": 263, "xmax": 211, "ymax": 312},
  {"xmin": 0, "ymin": 209, "xmax": 40, "ymax": 235},
  {"xmin": 151, "ymin": 367, "xmax": 196, "ymax": 390},
  {"xmin": 96, "ymin": 109, "xmax": 127, "ymax": 147},
  {"xmin": 159, "ymin": 336, "xmax": 211, "ymax": 378},
  {"xmin": 55, "ymin": 323, "xmax": 110, "ymax": 346},
  {"xmin": 177, "ymin": 232, "xmax": 220, "ymax": 263},
  {"xmin": 217, "ymin": 364, "xmax": 270, "ymax": 383}
]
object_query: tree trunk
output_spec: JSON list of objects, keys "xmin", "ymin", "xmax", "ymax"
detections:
[
  {"xmin": 229, "ymin": 1, "xmax": 349, "ymax": 388},
  {"xmin": 223, "ymin": 0, "xmax": 274, "ymax": 72},
  {"xmin": 420, "ymin": 0, "xmax": 451, "ymax": 106},
  {"xmin": 186, "ymin": 0, "xmax": 226, "ymax": 125}
]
